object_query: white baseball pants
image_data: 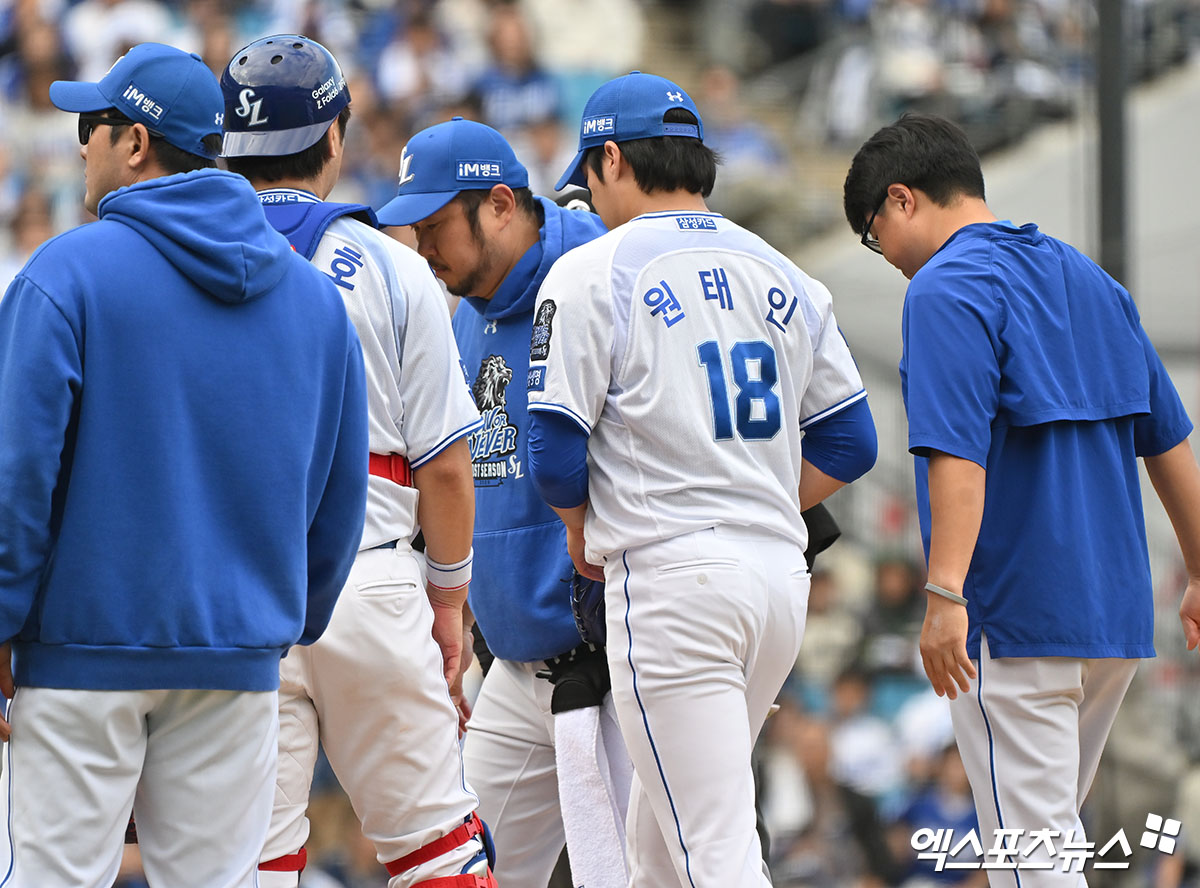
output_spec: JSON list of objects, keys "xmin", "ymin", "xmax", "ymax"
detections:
[
  {"xmin": 948, "ymin": 634, "xmax": 1138, "ymax": 888},
  {"xmin": 605, "ymin": 525, "xmax": 810, "ymax": 888},
  {"xmin": 462, "ymin": 656, "xmax": 627, "ymax": 886},
  {"xmin": 0, "ymin": 686, "xmax": 278, "ymax": 887},
  {"xmin": 258, "ymin": 544, "xmax": 481, "ymax": 888}
]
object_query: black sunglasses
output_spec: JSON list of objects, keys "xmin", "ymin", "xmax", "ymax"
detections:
[
  {"xmin": 77, "ymin": 113, "xmax": 164, "ymax": 147},
  {"xmin": 861, "ymin": 197, "xmax": 886, "ymax": 254},
  {"xmin": 77, "ymin": 113, "xmax": 139, "ymax": 146}
]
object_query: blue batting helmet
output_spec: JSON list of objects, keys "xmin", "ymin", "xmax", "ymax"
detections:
[{"xmin": 220, "ymin": 34, "xmax": 350, "ymax": 158}]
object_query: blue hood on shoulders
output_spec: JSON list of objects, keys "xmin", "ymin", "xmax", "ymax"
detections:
[{"xmin": 98, "ymin": 169, "xmax": 294, "ymax": 304}]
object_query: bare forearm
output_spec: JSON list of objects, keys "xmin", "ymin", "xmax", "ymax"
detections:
[
  {"xmin": 1146, "ymin": 439, "xmax": 1200, "ymax": 580},
  {"xmin": 926, "ymin": 452, "xmax": 986, "ymax": 595},
  {"xmin": 551, "ymin": 500, "xmax": 604, "ymax": 581},
  {"xmin": 414, "ymin": 439, "xmax": 474, "ymax": 604},
  {"xmin": 798, "ymin": 458, "xmax": 846, "ymax": 510},
  {"xmin": 551, "ymin": 501, "xmax": 589, "ymax": 532}
]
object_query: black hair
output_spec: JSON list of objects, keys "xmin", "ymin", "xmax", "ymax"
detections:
[
  {"xmin": 843, "ymin": 112, "xmax": 985, "ymax": 235},
  {"xmin": 453, "ymin": 186, "xmax": 540, "ymax": 241},
  {"xmin": 153, "ymin": 135, "xmax": 223, "ymax": 174},
  {"xmin": 222, "ymin": 106, "xmax": 352, "ymax": 183},
  {"xmin": 104, "ymin": 109, "xmax": 221, "ymax": 173},
  {"xmin": 583, "ymin": 107, "xmax": 719, "ymax": 198}
]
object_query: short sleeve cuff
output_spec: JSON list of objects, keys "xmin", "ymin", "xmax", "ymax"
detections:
[{"xmin": 908, "ymin": 433, "xmax": 989, "ymax": 468}]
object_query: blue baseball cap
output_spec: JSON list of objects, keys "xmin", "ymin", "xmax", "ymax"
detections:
[
  {"xmin": 50, "ymin": 43, "xmax": 224, "ymax": 158},
  {"xmin": 555, "ymin": 71, "xmax": 704, "ymax": 191},
  {"xmin": 376, "ymin": 117, "xmax": 529, "ymax": 227}
]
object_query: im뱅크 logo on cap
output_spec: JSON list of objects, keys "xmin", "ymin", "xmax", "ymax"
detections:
[
  {"xmin": 123, "ymin": 82, "xmax": 164, "ymax": 121},
  {"xmin": 457, "ymin": 160, "xmax": 502, "ymax": 180},
  {"xmin": 582, "ymin": 116, "xmax": 616, "ymax": 137}
]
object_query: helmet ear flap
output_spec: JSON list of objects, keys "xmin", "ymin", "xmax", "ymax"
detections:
[{"xmin": 219, "ymin": 34, "xmax": 350, "ymax": 158}]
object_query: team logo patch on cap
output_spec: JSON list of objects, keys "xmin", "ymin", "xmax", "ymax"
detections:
[
  {"xmin": 457, "ymin": 160, "xmax": 503, "ymax": 180},
  {"xmin": 582, "ymin": 115, "xmax": 616, "ymax": 137},
  {"xmin": 122, "ymin": 81, "xmax": 164, "ymax": 121},
  {"xmin": 530, "ymin": 300, "xmax": 557, "ymax": 362},
  {"xmin": 397, "ymin": 146, "xmax": 415, "ymax": 187}
]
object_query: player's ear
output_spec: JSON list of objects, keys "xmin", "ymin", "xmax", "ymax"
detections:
[
  {"xmin": 602, "ymin": 140, "xmax": 623, "ymax": 179},
  {"xmin": 888, "ymin": 183, "xmax": 916, "ymax": 219},
  {"xmin": 126, "ymin": 123, "xmax": 154, "ymax": 171},
  {"xmin": 326, "ymin": 121, "xmax": 343, "ymax": 161},
  {"xmin": 488, "ymin": 183, "xmax": 517, "ymax": 224}
]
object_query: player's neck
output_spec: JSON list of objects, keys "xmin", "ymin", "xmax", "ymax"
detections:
[
  {"xmin": 936, "ymin": 197, "xmax": 997, "ymax": 249},
  {"xmin": 249, "ymin": 177, "xmax": 329, "ymax": 200},
  {"xmin": 622, "ymin": 189, "xmax": 710, "ymax": 224},
  {"xmin": 471, "ymin": 213, "xmax": 541, "ymax": 302},
  {"xmin": 248, "ymin": 157, "xmax": 339, "ymax": 202}
]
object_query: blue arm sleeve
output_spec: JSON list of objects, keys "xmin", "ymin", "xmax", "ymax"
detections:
[
  {"xmin": 801, "ymin": 396, "xmax": 878, "ymax": 483},
  {"xmin": 528, "ymin": 409, "xmax": 589, "ymax": 509}
]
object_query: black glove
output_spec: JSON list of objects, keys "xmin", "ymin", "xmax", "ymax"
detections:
[
  {"xmin": 537, "ymin": 643, "xmax": 611, "ymax": 714},
  {"xmin": 571, "ymin": 569, "xmax": 606, "ymax": 647},
  {"xmin": 802, "ymin": 503, "xmax": 841, "ymax": 570},
  {"xmin": 471, "ymin": 621, "xmax": 495, "ymax": 678}
]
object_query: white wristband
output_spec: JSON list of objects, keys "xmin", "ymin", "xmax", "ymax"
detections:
[
  {"xmin": 427, "ymin": 549, "xmax": 473, "ymax": 592},
  {"xmin": 925, "ymin": 582, "xmax": 967, "ymax": 606}
]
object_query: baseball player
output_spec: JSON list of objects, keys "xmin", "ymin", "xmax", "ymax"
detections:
[
  {"xmin": 843, "ymin": 112, "xmax": 1200, "ymax": 887},
  {"xmin": 220, "ymin": 36, "xmax": 496, "ymax": 888},
  {"xmin": 375, "ymin": 118, "xmax": 628, "ymax": 888},
  {"xmin": 0, "ymin": 44, "xmax": 368, "ymax": 887},
  {"xmin": 526, "ymin": 72, "xmax": 878, "ymax": 887}
]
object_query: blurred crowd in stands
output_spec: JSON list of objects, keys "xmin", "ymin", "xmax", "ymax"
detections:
[
  {"xmin": 6, "ymin": 1, "xmax": 1193, "ymax": 886},
  {"xmin": 1, "ymin": 0, "xmax": 1194, "ymax": 273}
]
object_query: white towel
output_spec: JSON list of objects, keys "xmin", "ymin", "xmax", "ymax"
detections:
[{"xmin": 554, "ymin": 693, "xmax": 632, "ymax": 888}]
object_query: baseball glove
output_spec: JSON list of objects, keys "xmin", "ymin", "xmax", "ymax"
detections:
[
  {"xmin": 802, "ymin": 503, "xmax": 841, "ymax": 570},
  {"xmin": 570, "ymin": 569, "xmax": 606, "ymax": 647}
]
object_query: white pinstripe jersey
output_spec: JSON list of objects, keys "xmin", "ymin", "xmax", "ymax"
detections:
[
  {"xmin": 527, "ymin": 211, "xmax": 864, "ymax": 560},
  {"xmin": 302, "ymin": 204, "xmax": 481, "ymax": 549}
]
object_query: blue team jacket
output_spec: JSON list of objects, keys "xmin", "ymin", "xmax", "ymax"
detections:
[
  {"xmin": 0, "ymin": 169, "xmax": 369, "ymax": 691},
  {"xmin": 454, "ymin": 197, "xmax": 606, "ymax": 662}
]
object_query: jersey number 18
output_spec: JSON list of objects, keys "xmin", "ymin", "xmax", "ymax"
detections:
[{"xmin": 697, "ymin": 340, "xmax": 781, "ymax": 441}]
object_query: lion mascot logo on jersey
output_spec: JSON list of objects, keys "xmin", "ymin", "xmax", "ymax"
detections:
[
  {"xmin": 468, "ymin": 355, "xmax": 519, "ymax": 470},
  {"xmin": 472, "ymin": 355, "xmax": 513, "ymax": 410}
]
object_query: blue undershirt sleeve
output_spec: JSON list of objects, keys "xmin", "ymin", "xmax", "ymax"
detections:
[
  {"xmin": 528, "ymin": 409, "xmax": 590, "ymax": 509},
  {"xmin": 801, "ymin": 396, "xmax": 878, "ymax": 483}
]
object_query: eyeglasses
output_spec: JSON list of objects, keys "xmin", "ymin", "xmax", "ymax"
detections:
[
  {"xmin": 77, "ymin": 114, "xmax": 140, "ymax": 146},
  {"xmin": 861, "ymin": 197, "xmax": 886, "ymax": 254}
]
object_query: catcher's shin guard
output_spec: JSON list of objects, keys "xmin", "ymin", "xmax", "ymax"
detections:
[{"xmin": 384, "ymin": 812, "xmax": 497, "ymax": 886}]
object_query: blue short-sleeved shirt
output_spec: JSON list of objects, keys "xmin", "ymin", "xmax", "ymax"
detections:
[{"xmin": 901, "ymin": 222, "xmax": 1192, "ymax": 659}]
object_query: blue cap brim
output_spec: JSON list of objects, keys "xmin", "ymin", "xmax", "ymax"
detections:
[
  {"xmin": 555, "ymin": 150, "xmax": 587, "ymax": 192},
  {"xmin": 376, "ymin": 190, "xmax": 460, "ymax": 227},
  {"xmin": 49, "ymin": 80, "xmax": 110, "ymax": 113}
]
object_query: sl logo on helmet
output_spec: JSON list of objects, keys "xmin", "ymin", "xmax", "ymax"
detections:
[{"xmin": 235, "ymin": 88, "xmax": 269, "ymax": 126}]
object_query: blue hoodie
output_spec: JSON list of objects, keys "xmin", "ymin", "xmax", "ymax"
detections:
[
  {"xmin": 0, "ymin": 169, "xmax": 368, "ymax": 692},
  {"xmin": 453, "ymin": 197, "xmax": 606, "ymax": 662}
]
